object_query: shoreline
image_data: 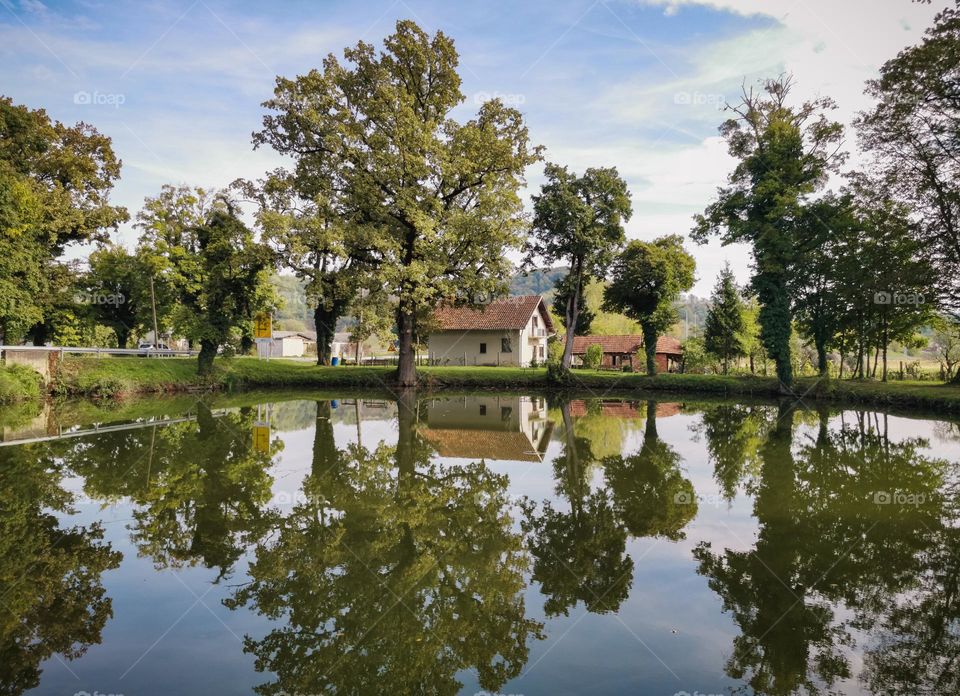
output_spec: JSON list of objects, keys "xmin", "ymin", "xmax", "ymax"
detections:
[{"xmin": 0, "ymin": 356, "xmax": 949, "ymax": 416}]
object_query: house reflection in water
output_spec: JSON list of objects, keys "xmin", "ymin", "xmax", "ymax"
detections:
[{"xmin": 420, "ymin": 395, "xmax": 554, "ymax": 462}]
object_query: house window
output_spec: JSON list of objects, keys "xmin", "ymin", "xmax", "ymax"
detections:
[
  {"xmin": 501, "ymin": 337, "xmax": 512, "ymax": 353},
  {"xmin": 480, "ymin": 342, "xmax": 487, "ymax": 354},
  {"xmin": 479, "ymin": 404, "xmax": 487, "ymax": 416},
  {"xmin": 532, "ymin": 315, "xmax": 539, "ymax": 328},
  {"xmin": 539, "ymin": 345, "xmax": 545, "ymax": 359},
  {"xmin": 501, "ymin": 406, "xmax": 513, "ymax": 421}
]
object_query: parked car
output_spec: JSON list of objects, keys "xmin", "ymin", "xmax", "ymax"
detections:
[{"xmin": 138, "ymin": 341, "xmax": 174, "ymax": 355}]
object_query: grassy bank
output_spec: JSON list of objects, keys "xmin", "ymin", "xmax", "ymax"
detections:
[
  {"xmin": 43, "ymin": 356, "xmax": 960, "ymax": 414},
  {"xmin": 0, "ymin": 364, "xmax": 43, "ymax": 404}
]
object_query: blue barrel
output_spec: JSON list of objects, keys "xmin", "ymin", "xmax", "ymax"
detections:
[{"xmin": 331, "ymin": 356, "xmax": 339, "ymax": 366}]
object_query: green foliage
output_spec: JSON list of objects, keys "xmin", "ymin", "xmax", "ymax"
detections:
[
  {"xmin": 527, "ymin": 163, "xmax": 632, "ymax": 368},
  {"xmin": 255, "ymin": 20, "xmax": 539, "ymax": 385},
  {"xmin": 510, "ymin": 266, "xmax": 567, "ymax": 296},
  {"xmin": 233, "ymin": 169, "xmax": 367, "ymax": 364},
  {"xmin": 692, "ymin": 76, "xmax": 845, "ymax": 389},
  {"xmin": 603, "ymin": 235, "xmax": 695, "ymax": 374},
  {"xmin": 603, "ymin": 403, "xmax": 696, "ymax": 540},
  {"xmin": 82, "ymin": 244, "xmax": 158, "ymax": 347},
  {"xmin": 0, "ymin": 363, "xmax": 42, "ymax": 403},
  {"xmin": 0, "ymin": 96, "xmax": 128, "ymax": 344},
  {"xmin": 524, "ymin": 402, "xmax": 632, "ymax": 616},
  {"xmin": 137, "ymin": 186, "xmax": 275, "ymax": 374},
  {"xmin": 857, "ymin": 3, "xmax": 960, "ymax": 310},
  {"xmin": 227, "ymin": 402, "xmax": 542, "ymax": 695},
  {"xmin": 583, "ymin": 343, "xmax": 603, "ymax": 370},
  {"xmin": 791, "ymin": 179, "xmax": 937, "ymax": 379},
  {"xmin": 0, "ymin": 446, "xmax": 121, "ymax": 692},
  {"xmin": 704, "ymin": 263, "xmax": 747, "ymax": 373},
  {"xmin": 694, "ymin": 405, "xmax": 953, "ymax": 694}
]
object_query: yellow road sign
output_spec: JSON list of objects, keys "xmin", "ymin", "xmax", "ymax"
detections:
[
  {"xmin": 253, "ymin": 425, "xmax": 270, "ymax": 454},
  {"xmin": 254, "ymin": 314, "xmax": 272, "ymax": 339}
]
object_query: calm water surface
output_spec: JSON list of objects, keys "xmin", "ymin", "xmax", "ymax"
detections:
[{"xmin": 3, "ymin": 391, "xmax": 960, "ymax": 695}]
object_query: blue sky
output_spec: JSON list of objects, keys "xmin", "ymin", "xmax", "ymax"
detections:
[{"xmin": 0, "ymin": 0, "xmax": 946, "ymax": 294}]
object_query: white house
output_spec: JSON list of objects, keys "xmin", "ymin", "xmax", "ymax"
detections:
[
  {"xmin": 428, "ymin": 295, "xmax": 554, "ymax": 367},
  {"xmin": 262, "ymin": 330, "xmax": 316, "ymax": 358},
  {"xmin": 419, "ymin": 395, "xmax": 554, "ymax": 462}
]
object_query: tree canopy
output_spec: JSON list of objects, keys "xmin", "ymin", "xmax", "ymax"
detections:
[
  {"xmin": 603, "ymin": 235, "xmax": 695, "ymax": 374},
  {"xmin": 254, "ymin": 20, "xmax": 540, "ymax": 385}
]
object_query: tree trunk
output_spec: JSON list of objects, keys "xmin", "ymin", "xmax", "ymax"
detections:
[
  {"xmin": 749, "ymin": 353, "xmax": 755, "ymax": 374},
  {"xmin": 198, "ymin": 339, "xmax": 217, "ymax": 375},
  {"xmin": 396, "ymin": 308, "xmax": 417, "ymax": 387},
  {"xmin": 853, "ymin": 326, "xmax": 866, "ymax": 379},
  {"xmin": 314, "ymin": 303, "xmax": 340, "ymax": 365},
  {"xmin": 395, "ymin": 387, "xmax": 418, "ymax": 477},
  {"xmin": 815, "ymin": 335, "xmax": 828, "ymax": 377},
  {"xmin": 642, "ymin": 323, "xmax": 658, "ymax": 375},
  {"xmin": 311, "ymin": 400, "xmax": 336, "ymax": 479},
  {"xmin": 116, "ymin": 327, "xmax": 130, "ymax": 349},
  {"xmin": 881, "ymin": 319, "xmax": 889, "ymax": 382},
  {"xmin": 561, "ymin": 269, "xmax": 582, "ymax": 371}
]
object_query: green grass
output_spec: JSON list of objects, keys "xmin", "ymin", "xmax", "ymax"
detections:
[
  {"xmin": 38, "ymin": 356, "xmax": 960, "ymax": 415},
  {"xmin": 0, "ymin": 364, "xmax": 43, "ymax": 404}
]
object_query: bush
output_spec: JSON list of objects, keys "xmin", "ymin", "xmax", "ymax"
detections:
[
  {"xmin": 0, "ymin": 364, "xmax": 43, "ymax": 403},
  {"xmin": 583, "ymin": 343, "xmax": 603, "ymax": 370}
]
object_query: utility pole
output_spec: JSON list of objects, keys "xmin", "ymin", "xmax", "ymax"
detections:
[{"xmin": 150, "ymin": 276, "xmax": 160, "ymax": 346}]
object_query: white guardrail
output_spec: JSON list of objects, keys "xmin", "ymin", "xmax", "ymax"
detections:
[{"xmin": 0, "ymin": 345, "xmax": 198, "ymax": 357}]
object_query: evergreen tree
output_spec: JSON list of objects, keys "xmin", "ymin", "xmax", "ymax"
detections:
[{"xmin": 704, "ymin": 263, "xmax": 747, "ymax": 374}]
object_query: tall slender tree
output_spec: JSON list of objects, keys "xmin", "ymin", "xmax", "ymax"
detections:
[
  {"xmin": 526, "ymin": 164, "xmax": 632, "ymax": 371},
  {"xmin": 692, "ymin": 76, "xmax": 846, "ymax": 391},
  {"xmin": 234, "ymin": 173, "xmax": 371, "ymax": 365}
]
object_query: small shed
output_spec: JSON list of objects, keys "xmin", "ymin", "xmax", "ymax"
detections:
[{"xmin": 570, "ymin": 335, "xmax": 683, "ymax": 372}]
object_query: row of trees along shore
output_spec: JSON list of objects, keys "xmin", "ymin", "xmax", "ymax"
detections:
[{"xmin": 3, "ymin": 5, "xmax": 960, "ymax": 388}]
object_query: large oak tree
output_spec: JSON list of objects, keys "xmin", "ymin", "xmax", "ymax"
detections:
[{"xmin": 254, "ymin": 21, "xmax": 539, "ymax": 386}]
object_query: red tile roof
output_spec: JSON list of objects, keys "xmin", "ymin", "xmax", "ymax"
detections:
[
  {"xmin": 433, "ymin": 296, "xmax": 554, "ymax": 332},
  {"xmin": 419, "ymin": 428, "xmax": 546, "ymax": 462},
  {"xmin": 569, "ymin": 334, "xmax": 682, "ymax": 356},
  {"xmin": 567, "ymin": 400, "xmax": 682, "ymax": 418}
]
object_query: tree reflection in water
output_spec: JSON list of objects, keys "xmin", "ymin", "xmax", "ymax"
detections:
[
  {"xmin": 62, "ymin": 402, "xmax": 278, "ymax": 580},
  {"xmin": 226, "ymin": 393, "xmax": 543, "ymax": 695},
  {"xmin": 5, "ymin": 391, "xmax": 960, "ymax": 695},
  {"xmin": 0, "ymin": 445, "xmax": 121, "ymax": 694},
  {"xmin": 523, "ymin": 399, "xmax": 696, "ymax": 618},
  {"xmin": 694, "ymin": 403, "xmax": 953, "ymax": 695}
]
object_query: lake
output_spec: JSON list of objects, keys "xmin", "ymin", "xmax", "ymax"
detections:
[{"xmin": 3, "ymin": 391, "xmax": 959, "ymax": 695}]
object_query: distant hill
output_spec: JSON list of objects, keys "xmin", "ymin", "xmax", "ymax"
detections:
[{"xmin": 509, "ymin": 267, "xmax": 568, "ymax": 297}]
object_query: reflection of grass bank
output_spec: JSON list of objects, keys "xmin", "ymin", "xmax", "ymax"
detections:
[
  {"xmin": 0, "ymin": 364, "xmax": 43, "ymax": 404},
  {"xmin": 32, "ymin": 357, "xmax": 960, "ymax": 414}
]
